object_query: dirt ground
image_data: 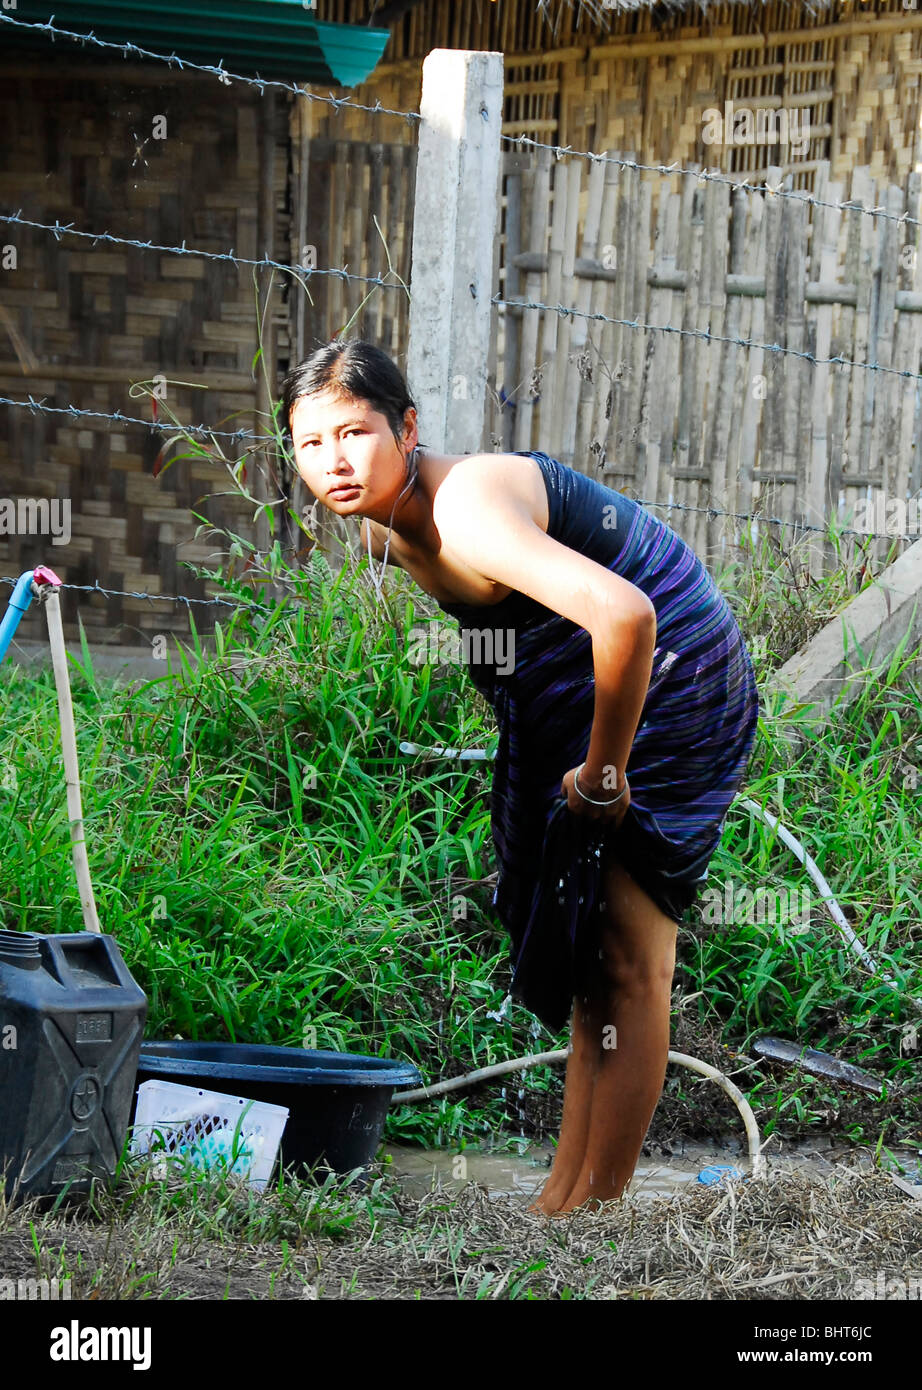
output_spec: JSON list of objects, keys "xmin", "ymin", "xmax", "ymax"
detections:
[{"xmin": 2, "ymin": 1154, "xmax": 920, "ymax": 1301}]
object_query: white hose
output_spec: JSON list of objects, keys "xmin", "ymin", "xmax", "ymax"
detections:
[
  {"xmin": 392, "ymin": 1047, "xmax": 765, "ymax": 1180},
  {"xmin": 42, "ymin": 586, "xmax": 101, "ymax": 934},
  {"xmin": 393, "ymin": 1049, "xmax": 565, "ymax": 1102},
  {"xmin": 737, "ymin": 795, "xmax": 921, "ymax": 1012},
  {"xmin": 667, "ymin": 1049, "xmax": 765, "ymax": 1180}
]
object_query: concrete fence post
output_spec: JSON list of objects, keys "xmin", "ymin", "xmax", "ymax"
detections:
[
  {"xmin": 407, "ymin": 48, "xmax": 504, "ymax": 455},
  {"xmin": 766, "ymin": 536, "xmax": 922, "ymax": 718}
]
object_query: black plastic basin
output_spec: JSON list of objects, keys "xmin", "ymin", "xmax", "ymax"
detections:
[{"xmin": 132, "ymin": 1042, "xmax": 422, "ymax": 1177}]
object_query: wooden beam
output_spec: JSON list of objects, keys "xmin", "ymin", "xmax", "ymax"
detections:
[
  {"xmin": 506, "ymin": 259, "xmax": 922, "ymax": 312},
  {"xmin": 503, "ymin": 47, "xmax": 587, "ymax": 66}
]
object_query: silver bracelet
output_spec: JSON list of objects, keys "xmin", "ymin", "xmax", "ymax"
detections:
[{"xmin": 574, "ymin": 762, "xmax": 625, "ymax": 806}]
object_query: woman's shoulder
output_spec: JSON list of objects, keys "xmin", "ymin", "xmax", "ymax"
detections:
[{"xmin": 436, "ymin": 451, "xmax": 551, "ymax": 534}]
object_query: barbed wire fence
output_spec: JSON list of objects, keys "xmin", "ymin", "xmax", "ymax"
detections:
[
  {"xmin": 5, "ymin": 13, "xmax": 918, "ymax": 226},
  {"xmin": 502, "ymin": 133, "xmax": 922, "ymax": 229},
  {"xmin": 2, "ymin": 8, "xmax": 922, "ymax": 652}
]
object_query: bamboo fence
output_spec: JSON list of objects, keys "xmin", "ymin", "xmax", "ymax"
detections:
[
  {"xmin": 489, "ymin": 150, "xmax": 922, "ymax": 567},
  {"xmin": 4, "ymin": 0, "xmax": 922, "ymax": 640}
]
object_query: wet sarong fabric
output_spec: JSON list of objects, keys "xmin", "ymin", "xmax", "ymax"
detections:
[{"xmin": 438, "ymin": 450, "xmax": 760, "ymax": 1034}]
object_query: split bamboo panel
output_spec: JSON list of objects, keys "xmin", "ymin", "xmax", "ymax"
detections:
[
  {"xmin": 319, "ymin": 0, "xmax": 920, "ymax": 207},
  {"xmin": 493, "ymin": 150, "xmax": 922, "ymax": 572}
]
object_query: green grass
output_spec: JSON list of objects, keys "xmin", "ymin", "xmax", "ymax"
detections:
[{"xmin": 1, "ymin": 524, "xmax": 920, "ymax": 1156}]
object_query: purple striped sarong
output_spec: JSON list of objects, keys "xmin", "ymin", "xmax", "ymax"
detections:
[{"xmin": 439, "ymin": 450, "xmax": 760, "ymax": 1033}]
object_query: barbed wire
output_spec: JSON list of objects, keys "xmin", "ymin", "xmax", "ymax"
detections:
[
  {"xmin": 0, "ymin": 575, "xmax": 370, "ymax": 632},
  {"xmin": 0, "ymin": 576, "xmax": 279, "ymax": 614},
  {"xmin": 491, "ymin": 292, "xmax": 922, "ymax": 384},
  {"xmin": 1, "ymin": 487, "xmax": 918, "ymax": 616},
  {"xmin": 0, "ymin": 211, "xmax": 405, "ymax": 295},
  {"xmin": 0, "ymin": 395, "xmax": 266, "ymax": 443},
  {"xmin": 627, "ymin": 494, "xmax": 922, "ymax": 541},
  {"xmin": 3, "ymin": 392, "xmax": 921, "ymax": 538},
  {"xmin": 3, "ymin": 36, "xmax": 917, "ymax": 398},
  {"xmin": 3, "ymin": 212, "xmax": 919, "ymax": 396},
  {"xmin": 503, "ymin": 134, "xmax": 922, "ymax": 232},
  {"xmin": 0, "ymin": 13, "xmax": 422, "ymax": 124},
  {"xmin": 2, "ymin": 12, "xmax": 919, "ymax": 539}
]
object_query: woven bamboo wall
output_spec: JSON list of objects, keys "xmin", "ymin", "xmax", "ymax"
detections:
[{"xmin": 0, "ymin": 60, "xmax": 291, "ymax": 645}]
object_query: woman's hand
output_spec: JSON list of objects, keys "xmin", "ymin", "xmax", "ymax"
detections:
[{"xmin": 560, "ymin": 764, "xmax": 631, "ymax": 825}]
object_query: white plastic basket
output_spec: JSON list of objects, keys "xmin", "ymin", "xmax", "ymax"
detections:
[{"xmin": 131, "ymin": 1079, "xmax": 289, "ymax": 1190}]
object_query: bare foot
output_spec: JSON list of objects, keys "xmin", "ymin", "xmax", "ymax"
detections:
[
  {"xmin": 527, "ymin": 1199, "xmax": 578, "ymax": 1219},
  {"xmin": 526, "ymin": 1193, "xmax": 563, "ymax": 1217},
  {"xmin": 526, "ymin": 1178, "xmax": 576, "ymax": 1216},
  {"xmin": 526, "ymin": 1199, "xmax": 551, "ymax": 1216},
  {"xmin": 556, "ymin": 1184, "xmax": 622, "ymax": 1213}
]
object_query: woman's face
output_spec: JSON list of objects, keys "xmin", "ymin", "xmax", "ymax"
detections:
[{"xmin": 289, "ymin": 389, "xmax": 417, "ymax": 517}]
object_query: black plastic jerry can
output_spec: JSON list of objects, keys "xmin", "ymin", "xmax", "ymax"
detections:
[{"xmin": 0, "ymin": 929, "xmax": 148, "ymax": 1200}]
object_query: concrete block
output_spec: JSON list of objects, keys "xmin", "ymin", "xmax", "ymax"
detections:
[{"xmin": 765, "ymin": 538, "xmax": 922, "ymax": 717}]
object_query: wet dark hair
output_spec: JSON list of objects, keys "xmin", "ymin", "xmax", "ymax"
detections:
[{"xmin": 281, "ymin": 339, "xmax": 419, "ymax": 451}]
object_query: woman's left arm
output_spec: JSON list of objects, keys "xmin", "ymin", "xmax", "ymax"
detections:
[
  {"xmin": 431, "ymin": 457, "xmax": 658, "ymax": 806},
  {"xmin": 579, "ymin": 606, "xmax": 657, "ymax": 797}
]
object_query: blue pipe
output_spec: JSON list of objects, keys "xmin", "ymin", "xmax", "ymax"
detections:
[{"xmin": 0, "ymin": 571, "xmax": 37, "ymax": 666}]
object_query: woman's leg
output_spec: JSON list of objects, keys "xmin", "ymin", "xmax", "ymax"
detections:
[
  {"xmin": 554, "ymin": 854, "xmax": 678, "ymax": 1211},
  {"xmin": 527, "ymin": 988, "xmax": 605, "ymax": 1215}
]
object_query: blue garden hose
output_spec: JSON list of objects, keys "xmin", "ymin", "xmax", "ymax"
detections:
[
  {"xmin": 0, "ymin": 567, "xmax": 62, "ymax": 667},
  {"xmin": 0, "ymin": 571, "xmax": 39, "ymax": 666},
  {"xmin": 0, "ymin": 567, "xmax": 101, "ymax": 932}
]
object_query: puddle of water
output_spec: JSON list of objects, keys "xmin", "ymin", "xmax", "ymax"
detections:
[
  {"xmin": 383, "ymin": 1138, "xmax": 922, "ymax": 1204},
  {"xmin": 383, "ymin": 1142, "xmax": 551, "ymax": 1202}
]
